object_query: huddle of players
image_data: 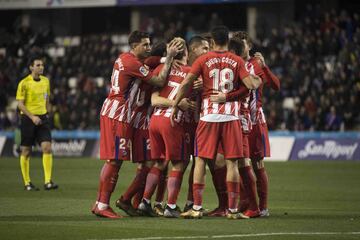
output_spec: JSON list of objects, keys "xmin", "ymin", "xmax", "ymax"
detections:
[{"xmin": 91, "ymin": 25, "xmax": 280, "ymax": 220}]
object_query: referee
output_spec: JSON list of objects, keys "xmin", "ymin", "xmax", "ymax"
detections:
[{"xmin": 16, "ymin": 56, "xmax": 58, "ymax": 191}]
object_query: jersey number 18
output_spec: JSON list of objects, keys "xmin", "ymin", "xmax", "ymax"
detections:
[{"xmin": 210, "ymin": 68, "xmax": 234, "ymax": 93}]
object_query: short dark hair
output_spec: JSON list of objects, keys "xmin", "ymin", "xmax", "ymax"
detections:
[
  {"xmin": 188, "ymin": 35, "xmax": 207, "ymax": 49},
  {"xmin": 232, "ymin": 31, "xmax": 252, "ymax": 48},
  {"xmin": 151, "ymin": 41, "xmax": 167, "ymax": 56},
  {"xmin": 211, "ymin": 26, "xmax": 229, "ymax": 46},
  {"xmin": 201, "ymin": 32, "xmax": 212, "ymax": 44},
  {"xmin": 28, "ymin": 56, "xmax": 43, "ymax": 67},
  {"xmin": 128, "ymin": 30, "xmax": 150, "ymax": 47},
  {"xmin": 228, "ymin": 37, "xmax": 245, "ymax": 56}
]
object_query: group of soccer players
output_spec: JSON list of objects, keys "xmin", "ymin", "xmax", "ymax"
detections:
[{"xmin": 91, "ymin": 25, "xmax": 280, "ymax": 220}]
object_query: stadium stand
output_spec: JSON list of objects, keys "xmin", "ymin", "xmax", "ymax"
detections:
[{"xmin": 0, "ymin": 5, "xmax": 359, "ymax": 131}]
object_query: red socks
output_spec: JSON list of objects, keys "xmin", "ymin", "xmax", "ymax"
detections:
[
  {"xmin": 254, "ymin": 167, "xmax": 268, "ymax": 210},
  {"xmin": 186, "ymin": 162, "xmax": 195, "ymax": 202},
  {"xmin": 155, "ymin": 169, "xmax": 167, "ymax": 203},
  {"xmin": 143, "ymin": 167, "xmax": 162, "ymax": 200},
  {"xmin": 212, "ymin": 166, "xmax": 228, "ymax": 209},
  {"xmin": 167, "ymin": 170, "xmax": 183, "ymax": 205},
  {"xmin": 239, "ymin": 178, "xmax": 249, "ymax": 211},
  {"xmin": 193, "ymin": 183, "xmax": 205, "ymax": 206},
  {"xmin": 98, "ymin": 162, "xmax": 121, "ymax": 204},
  {"xmin": 226, "ymin": 181, "xmax": 240, "ymax": 210},
  {"xmin": 122, "ymin": 166, "xmax": 150, "ymax": 203},
  {"xmin": 239, "ymin": 166, "xmax": 259, "ymax": 211}
]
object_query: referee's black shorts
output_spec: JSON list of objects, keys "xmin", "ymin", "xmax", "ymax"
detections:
[{"xmin": 20, "ymin": 114, "xmax": 52, "ymax": 146}]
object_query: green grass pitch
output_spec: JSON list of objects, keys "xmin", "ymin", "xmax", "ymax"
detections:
[{"xmin": 0, "ymin": 157, "xmax": 359, "ymax": 240}]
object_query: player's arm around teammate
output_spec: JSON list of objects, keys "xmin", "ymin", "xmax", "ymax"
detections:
[
  {"xmin": 16, "ymin": 56, "xmax": 58, "ymax": 191},
  {"xmin": 92, "ymin": 32, "xmax": 183, "ymax": 219},
  {"xmin": 138, "ymin": 41, "xmax": 197, "ymax": 217}
]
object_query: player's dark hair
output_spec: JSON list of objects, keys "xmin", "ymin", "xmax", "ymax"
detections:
[
  {"xmin": 151, "ymin": 41, "xmax": 167, "ymax": 57},
  {"xmin": 128, "ymin": 30, "xmax": 150, "ymax": 47},
  {"xmin": 188, "ymin": 35, "xmax": 207, "ymax": 49},
  {"xmin": 232, "ymin": 31, "xmax": 252, "ymax": 48},
  {"xmin": 201, "ymin": 32, "xmax": 212, "ymax": 44},
  {"xmin": 28, "ymin": 55, "xmax": 43, "ymax": 67},
  {"xmin": 210, "ymin": 25, "xmax": 229, "ymax": 46},
  {"xmin": 228, "ymin": 37, "xmax": 245, "ymax": 56}
]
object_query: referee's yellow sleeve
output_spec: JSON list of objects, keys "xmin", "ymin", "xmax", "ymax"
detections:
[
  {"xmin": 46, "ymin": 78, "xmax": 50, "ymax": 97},
  {"xmin": 16, "ymin": 80, "xmax": 25, "ymax": 100}
]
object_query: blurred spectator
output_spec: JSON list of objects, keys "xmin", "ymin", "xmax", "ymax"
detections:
[{"xmin": 1, "ymin": 5, "xmax": 359, "ymax": 131}]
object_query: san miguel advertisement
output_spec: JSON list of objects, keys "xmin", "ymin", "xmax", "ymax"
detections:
[{"xmin": 290, "ymin": 139, "xmax": 360, "ymax": 161}]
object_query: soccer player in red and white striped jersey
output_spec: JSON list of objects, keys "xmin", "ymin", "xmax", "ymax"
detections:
[
  {"xmin": 91, "ymin": 31, "xmax": 182, "ymax": 219},
  {"xmin": 211, "ymin": 34, "xmax": 262, "ymax": 218},
  {"xmin": 171, "ymin": 26, "xmax": 261, "ymax": 219},
  {"xmin": 249, "ymin": 52, "xmax": 280, "ymax": 217},
  {"xmin": 182, "ymin": 36, "xmax": 210, "ymax": 212},
  {"xmin": 114, "ymin": 81, "xmax": 154, "ymax": 217},
  {"xmin": 138, "ymin": 40, "xmax": 197, "ymax": 217},
  {"xmin": 231, "ymin": 31, "xmax": 280, "ymax": 217}
]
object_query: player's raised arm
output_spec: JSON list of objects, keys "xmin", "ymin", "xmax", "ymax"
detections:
[
  {"xmin": 254, "ymin": 52, "xmax": 281, "ymax": 91},
  {"xmin": 170, "ymin": 72, "xmax": 198, "ymax": 126},
  {"xmin": 148, "ymin": 39, "xmax": 184, "ymax": 87}
]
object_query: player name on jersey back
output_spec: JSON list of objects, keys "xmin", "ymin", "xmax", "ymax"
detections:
[
  {"xmin": 191, "ymin": 51, "xmax": 250, "ymax": 123},
  {"xmin": 205, "ymin": 57, "xmax": 238, "ymax": 68}
]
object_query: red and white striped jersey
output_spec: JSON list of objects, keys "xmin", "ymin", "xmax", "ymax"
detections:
[
  {"xmin": 190, "ymin": 51, "xmax": 250, "ymax": 122},
  {"xmin": 130, "ymin": 82, "xmax": 153, "ymax": 130},
  {"xmin": 248, "ymin": 57, "xmax": 280, "ymax": 124},
  {"xmin": 100, "ymin": 52, "xmax": 153, "ymax": 123},
  {"xmin": 247, "ymin": 57, "xmax": 267, "ymax": 124},
  {"xmin": 152, "ymin": 64, "xmax": 191, "ymax": 125}
]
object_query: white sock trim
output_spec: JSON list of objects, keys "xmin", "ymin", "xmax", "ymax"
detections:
[
  {"xmin": 193, "ymin": 205, "xmax": 202, "ymax": 211},
  {"xmin": 97, "ymin": 202, "xmax": 109, "ymax": 210}
]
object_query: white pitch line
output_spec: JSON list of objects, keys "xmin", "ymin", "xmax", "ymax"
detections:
[{"xmin": 88, "ymin": 231, "xmax": 360, "ymax": 240}]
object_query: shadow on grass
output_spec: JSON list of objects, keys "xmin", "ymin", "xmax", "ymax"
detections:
[
  {"xmin": 0, "ymin": 212, "xmax": 358, "ymax": 223},
  {"xmin": 0, "ymin": 215, "xmax": 111, "ymax": 222}
]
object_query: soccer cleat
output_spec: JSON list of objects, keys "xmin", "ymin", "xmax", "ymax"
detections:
[
  {"xmin": 243, "ymin": 209, "xmax": 260, "ymax": 218},
  {"xmin": 238, "ymin": 200, "xmax": 249, "ymax": 213},
  {"xmin": 163, "ymin": 205, "xmax": 181, "ymax": 218},
  {"xmin": 93, "ymin": 206, "xmax": 122, "ymax": 219},
  {"xmin": 207, "ymin": 207, "xmax": 227, "ymax": 217},
  {"xmin": 259, "ymin": 209, "xmax": 270, "ymax": 217},
  {"xmin": 180, "ymin": 208, "xmax": 203, "ymax": 219},
  {"xmin": 153, "ymin": 203, "xmax": 165, "ymax": 216},
  {"xmin": 91, "ymin": 202, "xmax": 97, "ymax": 214},
  {"xmin": 24, "ymin": 182, "xmax": 39, "ymax": 191},
  {"xmin": 138, "ymin": 199, "xmax": 157, "ymax": 217},
  {"xmin": 115, "ymin": 197, "xmax": 140, "ymax": 217},
  {"xmin": 44, "ymin": 181, "xmax": 58, "ymax": 190},
  {"xmin": 226, "ymin": 211, "xmax": 249, "ymax": 220},
  {"xmin": 183, "ymin": 203, "xmax": 193, "ymax": 213}
]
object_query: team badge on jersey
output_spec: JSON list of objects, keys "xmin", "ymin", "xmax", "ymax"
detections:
[{"xmin": 139, "ymin": 65, "xmax": 149, "ymax": 76}]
